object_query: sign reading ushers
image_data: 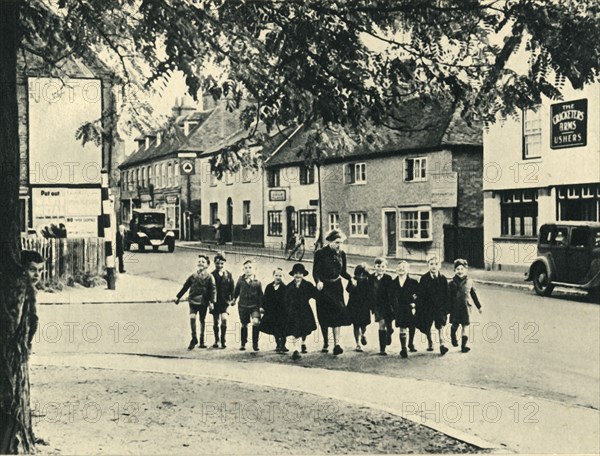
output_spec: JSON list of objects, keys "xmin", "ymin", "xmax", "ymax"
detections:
[{"xmin": 551, "ymin": 99, "xmax": 587, "ymax": 149}]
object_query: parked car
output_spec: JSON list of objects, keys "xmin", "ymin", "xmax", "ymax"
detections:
[
  {"xmin": 525, "ymin": 222, "xmax": 600, "ymax": 299},
  {"xmin": 124, "ymin": 209, "xmax": 176, "ymax": 253}
]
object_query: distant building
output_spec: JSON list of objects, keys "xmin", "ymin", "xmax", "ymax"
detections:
[
  {"xmin": 261, "ymin": 100, "xmax": 484, "ymax": 265},
  {"xmin": 118, "ymin": 98, "xmax": 213, "ymax": 240},
  {"xmin": 483, "ymin": 82, "xmax": 599, "ymax": 271}
]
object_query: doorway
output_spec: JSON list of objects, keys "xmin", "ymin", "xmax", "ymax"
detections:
[{"xmin": 384, "ymin": 211, "xmax": 397, "ymax": 256}]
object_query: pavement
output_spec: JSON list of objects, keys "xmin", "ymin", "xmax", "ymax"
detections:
[{"xmin": 32, "ymin": 352, "xmax": 600, "ymax": 454}]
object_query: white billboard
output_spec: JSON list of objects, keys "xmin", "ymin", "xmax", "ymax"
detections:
[{"xmin": 28, "ymin": 77, "xmax": 103, "ymax": 185}]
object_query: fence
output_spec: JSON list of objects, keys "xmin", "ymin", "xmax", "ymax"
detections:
[{"xmin": 20, "ymin": 237, "xmax": 106, "ymax": 283}]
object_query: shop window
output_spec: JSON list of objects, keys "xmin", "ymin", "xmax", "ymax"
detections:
[
  {"xmin": 501, "ymin": 190, "xmax": 538, "ymax": 236},
  {"xmin": 404, "ymin": 157, "xmax": 427, "ymax": 182},
  {"xmin": 141, "ymin": 167, "xmax": 146, "ymax": 188},
  {"xmin": 557, "ymin": 184, "xmax": 600, "ymax": 222},
  {"xmin": 399, "ymin": 207, "xmax": 431, "ymax": 241},
  {"xmin": 349, "ymin": 212, "xmax": 368, "ymax": 237},
  {"xmin": 523, "ymin": 107, "xmax": 542, "ymax": 159},
  {"xmin": 345, "ymin": 163, "xmax": 366, "ymax": 184},
  {"xmin": 267, "ymin": 211, "xmax": 283, "ymax": 236},
  {"xmin": 243, "ymin": 201, "xmax": 251, "ymax": 228},
  {"xmin": 328, "ymin": 212, "xmax": 339, "ymax": 232},
  {"xmin": 167, "ymin": 163, "xmax": 174, "ymax": 187},
  {"xmin": 299, "ymin": 210, "xmax": 318, "ymax": 237},
  {"xmin": 299, "ymin": 165, "xmax": 315, "ymax": 185}
]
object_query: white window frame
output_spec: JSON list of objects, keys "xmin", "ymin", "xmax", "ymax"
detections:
[
  {"xmin": 523, "ymin": 107, "xmax": 542, "ymax": 159},
  {"xmin": 349, "ymin": 212, "xmax": 368, "ymax": 237},
  {"xmin": 328, "ymin": 212, "xmax": 339, "ymax": 232},
  {"xmin": 404, "ymin": 157, "xmax": 427, "ymax": 182},
  {"xmin": 345, "ymin": 162, "xmax": 367, "ymax": 185},
  {"xmin": 398, "ymin": 206, "xmax": 432, "ymax": 241}
]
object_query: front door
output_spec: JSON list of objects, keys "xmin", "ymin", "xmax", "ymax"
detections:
[
  {"xmin": 227, "ymin": 198, "xmax": 233, "ymax": 243},
  {"xmin": 385, "ymin": 211, "xmax": 397, "ymax": 256}
]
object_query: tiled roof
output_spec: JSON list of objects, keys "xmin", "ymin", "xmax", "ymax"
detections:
[
  {"xmin": 265, "ymin": 99, "xmax": 482, "ymax": 167},
  {"xmin": 119, "ymin": 110, "xmax": 214, "ymax": 168}
]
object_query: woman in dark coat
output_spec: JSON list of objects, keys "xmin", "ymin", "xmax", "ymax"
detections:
[
  {"xmin": 260, "ymin": 267, "xmax": 289, "ymax": 353},
  {"xmin": 346, "ymin": 263, "xmax": 371, "ymax": 352},
  {"xmin": 285, "ymin": 263, "xmax": 318, "ymax": 360},
  {"xmin": 312, "ymin": 230, "xmax": 354, "ymax": 356}
]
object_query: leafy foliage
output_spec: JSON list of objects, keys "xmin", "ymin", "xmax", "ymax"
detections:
[{"xmin": 18, "ymin": 0, "xmax": 600, "ymax": 173}]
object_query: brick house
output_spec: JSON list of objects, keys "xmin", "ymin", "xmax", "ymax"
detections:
[
  {"xmin": 261, "ymin": 100, "xmax": 483, "ymax": 265},
  {"xmin": 118, "ymin": 98, "xmax": 213, "ymax": 239},
  {"xmin": 483, "ymin": 81, "xmax": 599, "ymax": 271}
]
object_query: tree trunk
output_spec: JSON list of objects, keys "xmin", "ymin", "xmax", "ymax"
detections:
[{"xmin": 0, "ymin": 0, "xmax": 36, "ymax": 453}]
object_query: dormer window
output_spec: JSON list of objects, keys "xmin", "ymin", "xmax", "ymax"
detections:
[{"xmin": 145, "ymin": 137, "xmax": 151, "ymax": 150}]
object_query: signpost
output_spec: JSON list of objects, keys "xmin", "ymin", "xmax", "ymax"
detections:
[{"xmin": 551, "ymin": 99, "xmax": 587, "ymax": 149}]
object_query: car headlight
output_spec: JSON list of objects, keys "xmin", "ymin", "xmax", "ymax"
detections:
[
  {"xmin": 162, "ymin": 228, "xmax": 167, "ymax": 233},
  {"xmin": 138, "ymin": 232, "xmax": 147, "ymax": 237}
]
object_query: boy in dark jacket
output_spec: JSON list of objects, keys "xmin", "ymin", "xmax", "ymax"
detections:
[
  {"xmin": 175, "ymin": 254, "xmax": 217, "ymax": 350},
  {"xmin": 369, "ymin": 257, "xmax": 394, "ymax": 356},
  {"xmin": 233, "ymin": 259, "xmax": 264, "ymax": 351},
  {"xmin": 389, "ymin": 261, "xmax": 420, "ymax": 358},
  {"xmin": 211, "ymin": 253, "xmax": 235, "ymax": 349},
  {"xmin": 449, "ymin": 259, "xmax": 482, "ymax": 353},
  {"xmin": 418, "ymin": 257, "xmax": 450, "ymax": 356}
]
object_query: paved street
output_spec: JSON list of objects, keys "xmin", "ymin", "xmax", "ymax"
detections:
[{"xmin": 34, "ymin": 245, "xmax": 600, "ymax": 410}]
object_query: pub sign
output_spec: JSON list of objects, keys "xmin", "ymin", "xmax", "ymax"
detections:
[{"xmin": 550, "ymin": 99, "xmax": 587, "ymax": 149}]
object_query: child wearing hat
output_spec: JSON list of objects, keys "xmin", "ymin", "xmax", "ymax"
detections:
[
  {"xmin": 285, "ymin": 263, "xmax": 318, "ymax": 360},
  {"xmin": 175, "ymin": 254, "xmax": 217, "ymax": 350},
  {"xmin": 260, "ymin": 267, "xmax": 289, "ymax": 353},
  {"xmin": 449, "ymin": 259, "xmax": 482, "ymax": 353},
  {"xmin": 211, "ymin": 253, "xmax": 235, "ymax": 349},
  {"xmin": 346, "ymin": 263, "xmax": 371, "ymax": 352},
  {"xmin": 368, "ymin": 257, "xmax": 394, "ymax": 356},
  {"xmin": 232, "ymin": 259, "xmax": 264, "ymax": 351},
  {"xmin": 389, "ymin": 261, "xmax": 420, "ymax": 358}
]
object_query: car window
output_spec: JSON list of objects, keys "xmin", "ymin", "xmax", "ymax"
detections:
[
  {"xmin": 551, "ymin": 227, "xmax": 569, "ymax": 247},
  {"xmin": 139, "ymin": 213, "xmax": 165, "ymax": 224},
  {"xmin": 570, "ymin": 228, "xmax": 588, "ymax": 248},
  {"xmin": 539, "ymin": 226, "xmax": 553, "ymax": 245}
]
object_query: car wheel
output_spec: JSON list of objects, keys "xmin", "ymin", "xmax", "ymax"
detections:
[
  {"xmin": 168, "ymin": 239, "xmax": 175, "ymax": 253},
  {"xmin": 139, "ymin": 243, "xmax": 145, "ymax": 253},
  {"xmin": 532, "ymin": 264, "xmax": 554, "ymax": 297}
]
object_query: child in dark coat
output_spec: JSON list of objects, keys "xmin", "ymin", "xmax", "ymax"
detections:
[
  {"xmin": 232, "ymin": 259, "xmax": 264, "ymax": 351},
  {"xmin": 389, "ymin": 261, "xmax": 420, "ymax": 358},
  {"xmin": 346, "ymin": 263, "xmax": 371, "ymax": 352},
  {"xmin": 369, "ymin": 257, "xmax": 394, "ymax": 356},
  {"xmin": 285, "ymin": 263, "xmax": 318, "ymax": 360},
  {"xmin": 211, "ymin": 253, "xmax": 235, "ymax": 349},
  {"xmin": 260, "ymin": 268, "xmax": 289, "ymax": 353},
  {"xmin": 449, "ymin": 259, "xmax": 482, "ymax": 353},
  {"xmin": 418, "ymin": 257, "xmax": 450, "ymax": 356}
]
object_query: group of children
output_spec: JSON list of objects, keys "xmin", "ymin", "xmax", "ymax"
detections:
[{"xmin": 175, "ymin": 253, "xmax": 483, "ymax": 359}]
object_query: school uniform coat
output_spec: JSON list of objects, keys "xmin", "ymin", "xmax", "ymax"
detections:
[
  {"xmin": 285, "ymin": 279, "xmax": 318, "ymax": 338},
  {"xmin": 312, "ymin": 246, "xmax": 352, "ymax": 327},
  {"xmin": 449, "ymin": 276, "xmax": 482, "ymax": 326},
  {"xmin": 369, "ymin": 273, "xmax": 394, "ymax": 323},
  {"xmin": 417, "ymin": 272, "xmax": 450, "ymax": 332},
  {"xmin": 346, "ymin": 276, "xmax": 372, "ymax": 328},
  {"xmin": 260, "ymin": 282, "xmax": 288, "ymax": 336},
  {"xmin": 388, "ymin": 275, "xmax": 420, "ymax": 328},
  {"xmin": 211, "ymin": 269, "xmax": 235, "ymax": 315}
]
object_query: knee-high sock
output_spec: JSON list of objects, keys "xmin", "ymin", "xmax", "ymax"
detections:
[
  {"xmin": 408, "ymin": 326, "xmax": 415, "ymax": 346},
  {"xmin": 241, "ymin": 326, "xmax": 248, "ymax": 346},
  {"xmin": 213, "ymin": 323, "xmax": 219, "ymax": 344},
  {"xmin": 378, "ymin": 330, "xmax": 387, "ymax": 353},
  {"xmin": 190, "ymin": 317, "xmax": 197, "ymax": 339},
  {"xmin": 220, "ymin": 323, "xmax": 227, "ymax": 345},
  {"xmin": 400, "ymin": 332, "xmax": 407, "ymax": 350},
  {"xmin": 321, "ymin": 325, "xmax": 329, "ymax": 347},
  {"xmin": 252, "ymin": 326, "xmax": 260, "ymax": 346}
]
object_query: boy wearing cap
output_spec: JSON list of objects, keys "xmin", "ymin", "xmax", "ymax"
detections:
[
  {"xmin": 233, "ymin": 259, "xmax": 264, "ymax": 351},
  {"xmin": 389, "ymin": 261, "xmax": 419, "ymax": 358},
  {"xmin": 449, "ymin": 259, "xmax": 482, "ymax": 353},
  {"xmin": 285, "ymin": 263, "xmax": 318, "ymax": 360},
  {"xmin": 211, "ymin": 253, "xmax": 235, "ymax": 349},
  {"xmin": 175, "ymin": 254, "xmax": 217, "ymax": 350},
  {"xmin": 418, "ymin": 257, "xmax": 450, "ymax": 356}
]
